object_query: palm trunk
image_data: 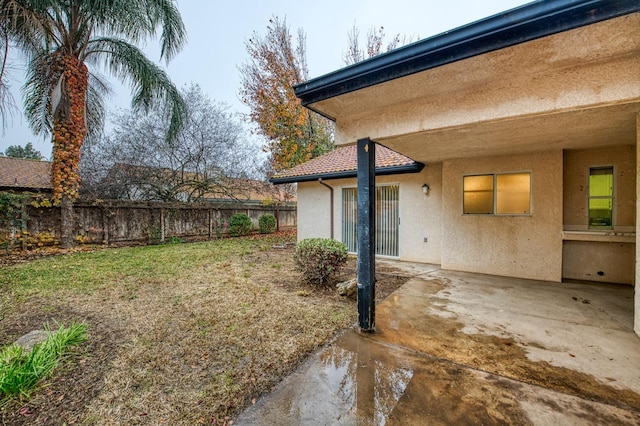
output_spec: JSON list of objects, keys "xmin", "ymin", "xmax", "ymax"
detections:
[
  {"xmin": 60, "ymin": 194, "xmax": 74, "ymax": 248},
  {"xmin": 51, "ymin": 55, "xmax": 88, "ymax": 249}
]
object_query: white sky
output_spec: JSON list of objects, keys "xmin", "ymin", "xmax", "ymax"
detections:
[{"xmin": 0, "ymin": 0, "xmax": 532, "ymax": 159}]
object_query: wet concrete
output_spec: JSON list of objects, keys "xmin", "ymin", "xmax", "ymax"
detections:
[{"xmin": 236, "ymin": 263, "xmax": 640, "ymax": 425}]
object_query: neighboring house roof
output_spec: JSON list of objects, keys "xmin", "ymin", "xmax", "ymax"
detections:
[
  {"xmin": 103, "ymin": 163, "xmax": 295, "ymax": 203},
  {"xmin": 0, "ymin": 157, "xmax": 52, "ymax": 192},
  {"xmin": 269, "ymin": 144, "xmax": 424, "ymax": 184},
  {"xmin": 294, "ymin": 0, "xmax": 639, "ymax": 114}
]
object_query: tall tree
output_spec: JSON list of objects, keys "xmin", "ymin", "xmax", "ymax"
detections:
[
  {"xmin": 81, "ymin": 84, "xmax": 263, "ymax": 202},
  {"xmin": 3, "ymin": 142, "xmax": 43, "ymax": 159},
  {"xmin": 1, "ymin": 0, "xmax": 187, "ymax": 247},
  {"xmin": 343, "ymin": 24, "xmax": 415, "ymax": 66},
  {"xmin": 0, "ymin": 21, "xmax": 17, "ymax": 129},
  {"xmin": 239, "ymin": 16, "xmax": 333, "ymax": 174}
]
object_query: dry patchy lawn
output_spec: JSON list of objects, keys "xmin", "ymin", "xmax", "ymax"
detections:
[{"xmin": 0, "ymin": 232, "xmax": 406, "ymax": 425}]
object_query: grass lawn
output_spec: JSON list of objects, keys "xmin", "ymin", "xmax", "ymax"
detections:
[{"xmin": 0, "ymin": 231, "xmax": 405, "ymax": 425}]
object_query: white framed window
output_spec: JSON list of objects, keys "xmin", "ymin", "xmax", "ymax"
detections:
[{"xmin": 463, "ymin": 172, "xmax": 531, "ymax": 215}]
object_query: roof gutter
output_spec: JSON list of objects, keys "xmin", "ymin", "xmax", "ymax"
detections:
[
  {"xmin": 269, "ymin": 162, "xmax": 425, "ymax": 185},
  {"xmin": 294, "ymin": 0, "xmax": 640, "ymax": 110}
]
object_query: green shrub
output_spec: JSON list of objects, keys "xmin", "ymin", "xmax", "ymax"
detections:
[
  {"xmin": 168, "ymin": 236, "xmax": 184, "ymax": 244},
  {"xmin": 258, "ymin": 214, "xmax": 277, "ymax": 234},
  {"xmin": 293, "ymin": 238, "xmax": 348, "ymax": 285},
  {"xmin": 229, "ymin": 213, "xmax": 253, "ymax": 236}
]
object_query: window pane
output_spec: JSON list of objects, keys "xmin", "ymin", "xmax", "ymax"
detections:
[
  {"xmin": 342, "ymin": 188, "xmax": 357, "ymax": 252},
  {"xmin": 589, "ymin": 167, "xmax": 613, "ymax": 229},
  {"xmin": 463, "ymin": 175, "xmax": 494, "ymax": 214},
  {"xmin": 496, "ymin": 173, "xmax": 531, "ymax": 215},
  {"xmin": 589, "ymin": 168, "xmax": 613, "ymax": 197},
  {"xmin": 589, "ymin": 198, "xmax": 612, "ymax": 228}
]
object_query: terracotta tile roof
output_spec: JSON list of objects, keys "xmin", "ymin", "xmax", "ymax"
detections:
[
  {"xmin": 0, "ymin": 157, "xmax": 52, "ymax": 191},
  {"xmin": 270, "ymin": 143, "xmax": 422, "ymax": 183}
]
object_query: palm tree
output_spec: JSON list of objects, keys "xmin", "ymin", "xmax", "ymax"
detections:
[{"xmin": 1, "ymin": 0, "xmax": 187, "ymax": 247}]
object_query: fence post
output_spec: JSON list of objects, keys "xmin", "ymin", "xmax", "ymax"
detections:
[
  {"xmin": 160, "ymin": 207, "xmax": 166, "ymax": 243},
  {"xmin": 208, "ymin": 209, "xmax": 213, "ymax": 239},
  {"xmin": 20, "ymin": 199, "xmax": 28, "ymax": 250},
  {"xmin": 275, "ymin": 209, "xmax": 280, "ymax": 232},
  {"xmin": 102, "ymin": 205, "xmax": 110, "ymax": 245}
]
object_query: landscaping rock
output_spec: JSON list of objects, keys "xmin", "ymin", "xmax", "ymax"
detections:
[
  {"xmin": 337, "ymin": 278, "xmax": 357, "ymax": 297},
  {"xmin": 15, "ymin": 330, "xmax": 50, "ymax": 351}
]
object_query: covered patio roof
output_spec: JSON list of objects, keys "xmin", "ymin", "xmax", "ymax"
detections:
[
  {"xmin": 294, "ymin": 0, "xmax": 640, "ymax": 164},
  {"xmin": 269, "ymin": 143, "xmax": 424, "ymax": 184}
]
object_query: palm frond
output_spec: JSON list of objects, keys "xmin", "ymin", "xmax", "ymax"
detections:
[
  {"xmin": 22, "ymin": 49, "xmax": 61, "ymax": 136},
  {"xmin": 86, "ymin": 36, "xmax": 186, "ymax": 140},
  {"xmin": 144, "ymin": 0, "xmax": 186, "ymax": 62},
  {"xmin": 84, "ymin": 73, "xmax": 108, "ymax": 143}
]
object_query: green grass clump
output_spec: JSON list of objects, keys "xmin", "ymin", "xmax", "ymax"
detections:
[{"xmin": 0, "ymin": 322, "xmax": 87, "ymax": 402}]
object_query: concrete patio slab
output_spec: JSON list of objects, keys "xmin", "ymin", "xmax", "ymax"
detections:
[{"xmin": 236, "ymin": 263, "xmax": 640, "ymax": 425}]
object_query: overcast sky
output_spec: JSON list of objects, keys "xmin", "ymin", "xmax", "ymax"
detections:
[{"xmin": 0, "ymin": 0, "xmax": 532, "ymax": 159}]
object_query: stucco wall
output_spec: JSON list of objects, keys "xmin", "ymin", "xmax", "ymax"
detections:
[
  {"xmin": 564, "ymin": 145, "xmax": 636, "ymax": 231},
  {"xmin": 295, "ymin": 166, "xmax": 442, "ymax": 264},
  {"xmin": 296, "ymin": 181, "xmax": 333, "ymax": 240},
  {"xmin": 441, "ymin": 150, "xmax": 563, "ymax": 282},
  {"xmin": 562, "ymin": 145, "xmax": 636, "ymax": 285},
  {"xmin": 563, "ymin": 241, "xmax": 634, "ymax": 285}
]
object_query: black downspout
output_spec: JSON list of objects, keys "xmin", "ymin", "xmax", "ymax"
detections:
[
  {"xmin": 318, "ymin": 178, "xmax": 334, "ymax": 239},
  {"xmin": 357, "ymin": 137, "xmax": 376, "ymax": 332}
]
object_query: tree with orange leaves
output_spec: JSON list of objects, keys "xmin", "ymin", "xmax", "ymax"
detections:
[
  {"xmin": 1, "ymin": 0, "xmax": 187, "ymax": 247},
  {"xmin": 239, "ymin": 17, "xmax": 333, "ymax": 174}
]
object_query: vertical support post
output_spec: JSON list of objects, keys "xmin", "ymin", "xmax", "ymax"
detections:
[
  {"xmin": 635, "ymin": 113, "xmax": 640, "ymax": 337},
  {"xmin": 357, "ymin": 138, "xmax": 376, "ymax": 331}
]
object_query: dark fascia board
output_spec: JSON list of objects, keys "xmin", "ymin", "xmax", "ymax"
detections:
[
  {"xmin": 269, "ymin": 162, "xmax": 425, "ymax": 184},
  {"xmin": 294, "ymin": 0, "xmax": 639, "ymax": 112}
]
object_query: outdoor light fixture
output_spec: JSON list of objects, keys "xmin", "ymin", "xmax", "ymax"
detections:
[{"xmin": 422, "ymin": 183, "xmax": 430, "ymax": 195}]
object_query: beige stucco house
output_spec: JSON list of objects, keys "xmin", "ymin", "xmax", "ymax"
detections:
[{"xmin": 271, "ymin": 0, "xmax": 640, "ymax": 335}]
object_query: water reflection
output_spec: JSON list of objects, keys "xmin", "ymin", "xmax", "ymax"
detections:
[{"xmin": 317, "ymin": 337, "xmax": 414, "ymax": 425}]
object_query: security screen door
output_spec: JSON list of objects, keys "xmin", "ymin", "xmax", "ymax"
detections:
[{"xmin": 342, "ymin": 185, "xmax": 399, "ymax": 257}]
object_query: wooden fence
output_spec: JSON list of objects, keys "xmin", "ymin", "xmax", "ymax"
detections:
[{"xmin": 5, "ymin": 200, "xmax": 296, "ymax": 248}]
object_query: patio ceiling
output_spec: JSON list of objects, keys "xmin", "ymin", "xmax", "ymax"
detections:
[{"xmin": 377, "ymin": 102, "xmax": 640, "ymax": 164}]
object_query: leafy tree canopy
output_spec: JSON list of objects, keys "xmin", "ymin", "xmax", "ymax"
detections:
[
  {"xmin": 2, "ymin": 142, "xmax": 43, "ymax": 159},
  {"xmin": 239, "ymin": 16, "xmax": 334, "ymax": 174},
  {"xmin": 81, "ymin": 83, "xmax": 264, "ymax": 202}
]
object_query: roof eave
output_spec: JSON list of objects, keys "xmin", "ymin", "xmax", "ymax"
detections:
[
  {"xmin": 294, "ymin": 0, "xmax": 640, "ymax": 107},
  {"xmin": 269, "ymin": 162, "xmax": 425, "ymax": 185}
]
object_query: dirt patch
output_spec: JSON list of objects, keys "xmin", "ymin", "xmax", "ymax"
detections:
[{"xmin": 0, "ymin": 236, "xmax": 407, "ymax": 425}]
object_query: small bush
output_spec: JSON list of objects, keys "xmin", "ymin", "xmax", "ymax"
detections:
[
  {"xmin": 258, "ymin": 214, "xmax": 277, "ymax": 234},
  {"xmin": 293, "ymin": 238, "xmax": 348, "ymax": 285},
  {"xmin": 229, "ymin": 213, "xmax": 253, "ymax": 237},
  {"xmin": 168, "ymin": 236, "xmax": 184, "ymax": 244}
]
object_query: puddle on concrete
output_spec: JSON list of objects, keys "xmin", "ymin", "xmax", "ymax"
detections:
[
  {"xmin": 236, "ymin": 273, "xmax": 640, "ymax": 425},
  {"xmin": 237, "ymin": 330, "xmax": 533, "ymax": 425}
]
